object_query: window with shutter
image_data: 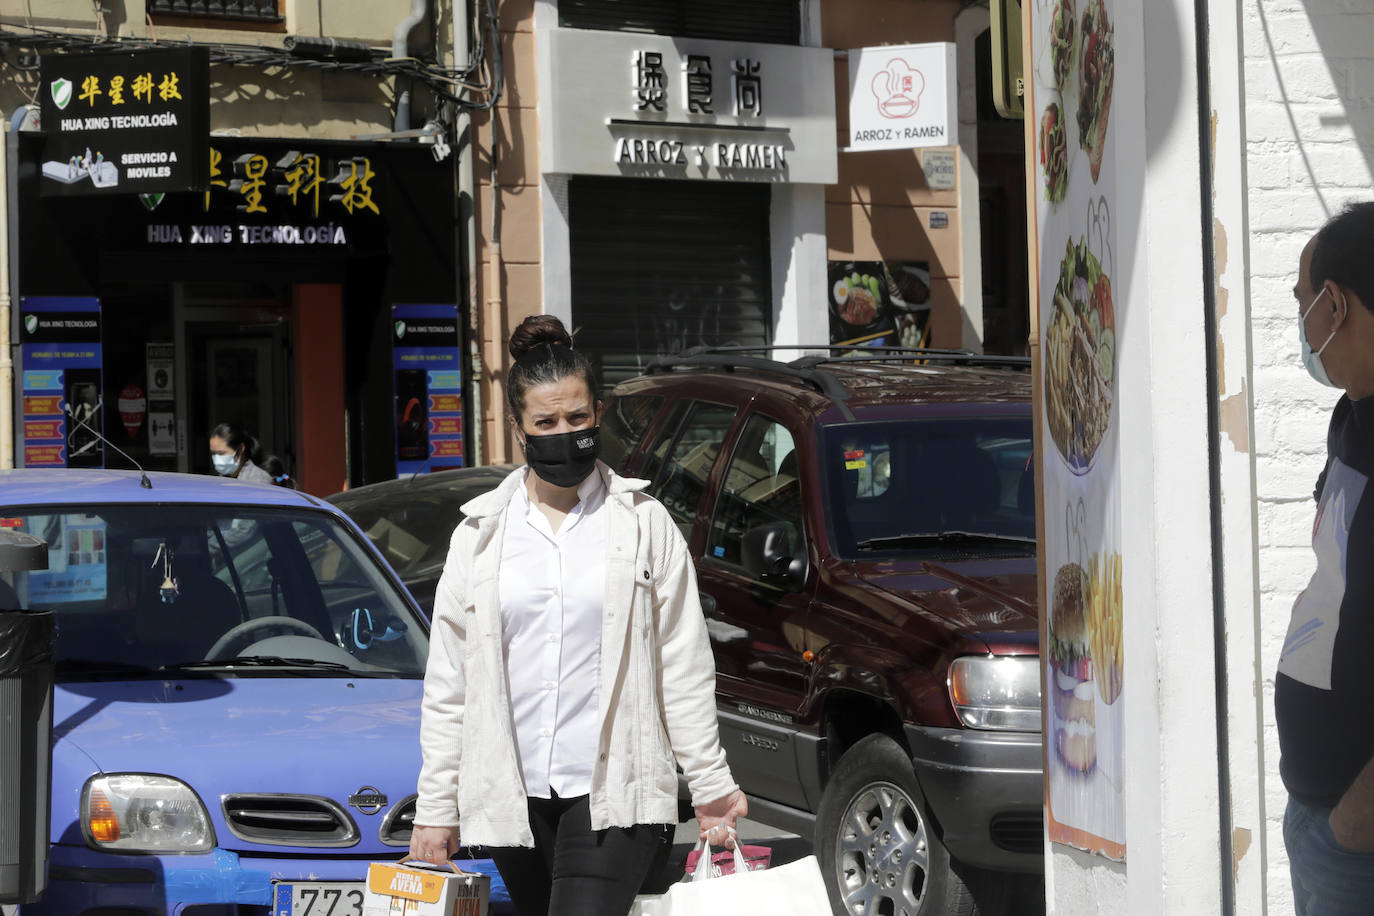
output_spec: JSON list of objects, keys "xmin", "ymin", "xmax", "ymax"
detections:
[{"xmin": 569, "ymin": 177, "xmax": 773, "ymax": 391}]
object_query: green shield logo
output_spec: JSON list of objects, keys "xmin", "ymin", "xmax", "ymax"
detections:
[
  {"xmin": 50, "ymin": 78, "xmax": 72, "ymax": 111},
  {"xmin": 24, "ymin": 315, "xmax": 37, "ymax": 336},
  {"xmin": 139, "ymin": 193, "xmax": 165, "ymax": 211},
  {"xmin": 394, "ymin": 321, "xmax": 406, "ymax": 339}
]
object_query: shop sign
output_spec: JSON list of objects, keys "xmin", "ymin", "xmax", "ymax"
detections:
[
  {"xmin": 20, "ymin": 297, "xmax": 103, "ymax": 468},
  {"xmin": 392, "ymin": 304, "xmax": 463, "ymax": 474},
  {"xmin": 39, "ymin": 47, "xmax": 209, "ymax": 195},
  {"xmin": 846, "ymin": 43, "xmax": 957, "ymax": 152},
  {"xmin": 139, "ymin": 145, "xmax": 383, "ymax": 249},
  {"xmin": 541, "ymin": 28, "xmax": 836, "ymax": 184}
]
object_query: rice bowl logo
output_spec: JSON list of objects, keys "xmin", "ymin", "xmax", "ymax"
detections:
[
  {"xmin": 50, "ymin": 78, "xmax": 73, "ymax": 111},
  {"xmin": 870, "ymin": 58, "xmax": 924, "ymax": 119}
]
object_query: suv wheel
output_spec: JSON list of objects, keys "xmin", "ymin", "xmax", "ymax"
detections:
[{"xmin": 816, "ymin": 734, "xmax": 976, "ymax": 916}]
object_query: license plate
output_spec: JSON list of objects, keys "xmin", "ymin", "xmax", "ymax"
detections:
[{"xmin": 272, "ymin": 881, "xmax": 366, "ymax": 916}]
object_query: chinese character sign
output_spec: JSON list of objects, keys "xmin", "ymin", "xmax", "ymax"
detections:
[{"xmin": 40, "ymin": 47, "xmax": 208, "ymax": 195}]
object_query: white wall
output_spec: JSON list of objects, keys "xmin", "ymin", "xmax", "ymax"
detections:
[{"xmin": 1242, "ymin": 2, "xmax": 1374, "ymax": 912}]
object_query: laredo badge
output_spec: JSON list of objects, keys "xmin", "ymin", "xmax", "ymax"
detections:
[{"xmin": 50, "ymin": 78, "xmax": 73, "ymax": 111}]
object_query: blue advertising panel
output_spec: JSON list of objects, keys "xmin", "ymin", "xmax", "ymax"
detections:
[
  {"xmin": 392, "ymin": 304, "xmax": 463, "ymax": 475},
  {"xmin": 19, "ymin": 296, "xmax": 103, "ymax": 468}
]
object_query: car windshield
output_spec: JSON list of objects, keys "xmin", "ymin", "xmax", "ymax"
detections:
[
  {"xmin": 330, "ymin": 475, "xmax": 499, "ymax": 577},
  {"xmin": 822, "ymin": 416, "xmax": 1036, "ymax": 559},
  {"xmin": 0, "ymin": 504, "xmax": 427, "ymax": 680}
]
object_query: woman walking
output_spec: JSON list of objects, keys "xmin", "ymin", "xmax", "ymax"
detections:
[{"xmin": 409, "ymin": 315, "xmax": 746, "ymax": 915}]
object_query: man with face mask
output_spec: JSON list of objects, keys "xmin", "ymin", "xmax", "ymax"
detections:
[{"xmin": 1276, "ymin": 201, "xmax": 1374, "ymax": 915}]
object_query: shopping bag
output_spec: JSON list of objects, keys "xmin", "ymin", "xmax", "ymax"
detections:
[
  {"xmin": 362, "ymin": 858, "xmax": 490, "ymax": 916},
  {"xmin": 634, "ymin": 838, "xmax": 830, "ymax": 916},
  {"xmin": 683, "ymin": 843, "xmax": 771, "ymax": 877}
]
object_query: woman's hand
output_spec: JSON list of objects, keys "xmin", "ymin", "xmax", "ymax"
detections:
[
  {"xmin": 695, "ymin": 789, "xmax": 748, "ymax": 848},
  {"xmin": 409, "ymin": 824, "xmax": 460, "ymax": 865}
]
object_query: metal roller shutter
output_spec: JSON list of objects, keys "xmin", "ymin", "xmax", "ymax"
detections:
[
  {"xmin": 569, "ymin": 177, "xmax": 773, "ymax": 390},
  {"xmin": 558, "ymin": 0, "xmax": 800, "ymax": 45}
]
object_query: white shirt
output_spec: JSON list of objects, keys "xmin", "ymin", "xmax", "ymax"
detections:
[{"xmin": 498, "ymin": 468, "xmax": 606, "ymax": 798}]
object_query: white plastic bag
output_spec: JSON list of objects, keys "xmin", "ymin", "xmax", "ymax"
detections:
[{"xmin": 633, "ymin": 837, "xmax": 830, "ymax": 916}]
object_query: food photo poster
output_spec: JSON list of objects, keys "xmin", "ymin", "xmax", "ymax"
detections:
[
  {"xmin": 827, "ymin": 260, "xmax": 932, "ymax": 348},
  {"xmin": 1029, "ymin": 0, "xmax": 1127, "ymax": 860}
]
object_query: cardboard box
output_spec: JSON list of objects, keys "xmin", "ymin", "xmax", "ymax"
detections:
[{"xmin": 362, "ymin": 861, "xmax": 490, "ymax": 916}]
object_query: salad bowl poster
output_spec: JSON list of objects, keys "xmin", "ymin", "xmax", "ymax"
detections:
[{"xmin": 1029, "ymin": 0, "xmax": 1127, "ymax": 860}]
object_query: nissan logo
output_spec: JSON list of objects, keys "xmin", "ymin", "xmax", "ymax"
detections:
[{"xmin": 348, "ymin": 786, "xmax": 388, "ymax": 815}]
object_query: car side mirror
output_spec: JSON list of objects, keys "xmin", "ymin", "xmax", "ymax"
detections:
[{"xmin": 741, "ymin": 522, "xmax": 805, "ymax": 590}]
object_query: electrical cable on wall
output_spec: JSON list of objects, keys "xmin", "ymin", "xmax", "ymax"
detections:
[{"xmin": 0, "ymin": 0, "xmax": 504, "ymax": 113}]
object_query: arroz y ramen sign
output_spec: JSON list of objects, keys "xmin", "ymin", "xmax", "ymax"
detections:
[{"xmin": 846, "ymin": 42, "xmax": 957, "ymax": 152}]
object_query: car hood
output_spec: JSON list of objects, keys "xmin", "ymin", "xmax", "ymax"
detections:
[
  {"xmin": 52, "ymin": 677, "xmax": 423, "ymax": 853},
  {"xmin": 850, "ymin": 557, "xmax": 1039, "ymax": 652}
]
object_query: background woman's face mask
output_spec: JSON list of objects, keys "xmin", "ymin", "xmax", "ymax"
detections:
[
  {"xmin": 1300, "ymin": 286, "xmax": 1339, "ymax": 388},
  {"xmin": 211, "ymin": 453, "xmax": 238, "ymax": 476},
  {"xmin": 521, "ymin": 427, "xmax": 601, "ymax": 488}
]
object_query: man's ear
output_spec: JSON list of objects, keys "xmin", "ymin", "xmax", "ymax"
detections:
[{"xmin": 1330, "ymin": 283, "xmax": 1353, "ymax": 330}]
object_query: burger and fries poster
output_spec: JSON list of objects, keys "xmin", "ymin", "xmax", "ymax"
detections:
[{"xmin": 1029, "ymin": 0, "xmax": 1127, "ymax": 859}]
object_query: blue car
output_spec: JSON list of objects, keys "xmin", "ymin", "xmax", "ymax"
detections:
[{"xmin": 3, "ymin": 470, "xmax": 503, "ymax": 916}]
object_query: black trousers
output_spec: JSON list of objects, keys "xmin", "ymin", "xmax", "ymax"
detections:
[{"xmin": 489, "ymin": 791, "xmax": 671, "ymax": 916}]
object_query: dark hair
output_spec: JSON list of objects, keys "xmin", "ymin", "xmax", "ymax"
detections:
[
  {"xmin": 261, "ymin": 454, "xmax": 296, "ymax": 489},
  {"xmin": 506, "ymin": 315, "xmax": 599, "ymax": 419},
  {"xmin": 1311, "ymin": 201, "xmax": 1374, "ymax": 313},
  {"xmin": 210, "ymin": 421, "xmax": 261, "ymax": 467}
]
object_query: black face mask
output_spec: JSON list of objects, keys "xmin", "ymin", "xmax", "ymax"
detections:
[{"xmin": 522, "ymin": 426, "xmax": 601, "ymax": 488}]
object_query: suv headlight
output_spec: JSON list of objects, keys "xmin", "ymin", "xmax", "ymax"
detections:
[
  {"xmin": 81, "ymin": 774, "xmax": 215, "ymax": 853},
  {"xmin": 948, "ymin": 655, "xmax": 1042, "ymax": 732}
]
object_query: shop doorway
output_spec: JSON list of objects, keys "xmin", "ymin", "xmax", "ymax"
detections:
[{"xmin": 176, "ymin": 286, "xmax": 295, "ymax": 478}]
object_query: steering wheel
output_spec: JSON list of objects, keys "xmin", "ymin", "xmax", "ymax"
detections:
[{"xmin": 206, "ymin": 616, "xmax": 326, "ymax": 660}]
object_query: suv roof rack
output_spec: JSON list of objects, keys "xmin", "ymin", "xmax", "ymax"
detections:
[{"xmin": 643, "ymin": 346, "xmax": 1031, "ymax": 422}]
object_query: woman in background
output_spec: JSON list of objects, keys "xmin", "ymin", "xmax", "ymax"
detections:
[{"xmin": 208, "ymin": 421, "xmax": 274, "ymax": 486}]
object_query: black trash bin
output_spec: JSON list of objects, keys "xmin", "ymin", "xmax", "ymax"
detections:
[{"xmin": 0, "ymin": 531, "xmax": 52, "ymax": 907}]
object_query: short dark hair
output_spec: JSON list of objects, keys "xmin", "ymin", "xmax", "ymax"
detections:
[
  {"xmin": 505, "ymin": 315, "xmax": 599, "ymax": 419},
  {"xmin": 1311, "ymin": 201, "xmax": 1374, "ymax": 313}
]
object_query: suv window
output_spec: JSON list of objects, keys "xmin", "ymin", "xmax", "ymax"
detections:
[
  {"xmin": 823, "ymin": 417, "xmax": 1036, "ymax": 558},
  {"xmin": 650, "ymin": 402, "xmax": 737, "ymax": 537},
  {"xmin": 601, "ymin": 394, "xmax": 663, "ymax": 471},
  {"xmin": 707, "ymin": 414, "xmax": 803, "ymax": 570}
]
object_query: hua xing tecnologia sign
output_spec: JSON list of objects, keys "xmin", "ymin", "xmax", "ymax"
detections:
[{"xmin": 39, "ymin": 47, "xmax": 209, "ymax": 195}]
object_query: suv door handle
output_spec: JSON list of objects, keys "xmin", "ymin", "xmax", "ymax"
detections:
[{"xmin": 699, "ymin": 591, "xmax": 718, "ymax": 617}]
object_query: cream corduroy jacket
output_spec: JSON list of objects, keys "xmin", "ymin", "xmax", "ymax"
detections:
[{"xmin": 414, "ymin": 462, "xmax": 738, "ymax": 847}]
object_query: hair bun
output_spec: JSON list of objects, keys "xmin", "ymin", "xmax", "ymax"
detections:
[{"xmin": 508, "ymin": 315, "xmax": 574, "ymax": 361}]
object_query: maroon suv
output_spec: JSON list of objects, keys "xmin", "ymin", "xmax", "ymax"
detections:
[{"xmin": 603, "ymin": 348, "xmax": 1042, "ymax": 916}]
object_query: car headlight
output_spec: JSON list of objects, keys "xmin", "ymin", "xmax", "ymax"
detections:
[
  {"xmin": 81, "ymin": 774, "xmax": 215, "ymax": 853},
  {"xmin": 948, "ymin": 655, "xmax": 1042, "ymax": 732}
]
